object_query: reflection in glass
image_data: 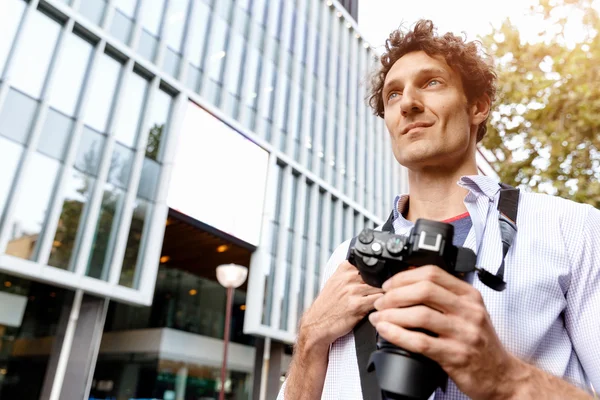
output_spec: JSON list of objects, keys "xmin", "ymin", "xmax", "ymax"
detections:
[
  {"xmin": 47, "ymin": 33, "xmax": 93, "ymax": 116},
  {"xmin": 186, "ymin": 1, "xmax": 210, "ymax": 68},
  {"xmin": 0, "ymin": 137, "xmax": 23, "ymax": 225},
  {"xmin": 163, "ymin": 48, "xmax": 181, "ymax": 77},
  {"xmin": 205, "ymin": 18, "xmax": 228, "ymax": 84},
  {"xmin": 9, "ymin": 10, "xmax": 61, "ymax": 99},
  {"xmin": 114, "ymin": 73, "xmax": 148, "ymax": 148},
  {"xmin": 37, "ymin": 108, "xmax": 73, "ymax": 161},
  {"xmin": 0, "ymin": 0, "xmax": 26, "ymax": 77},
  {"xmin": 139, "ymin": 0, "xmax": 166, "ymax": 35},
  {"xmin": 119, "ymin": 199, "xmax": 150, "ymax": 288},
  {"xmin": 225, "ymin": 33, "xmax": 245, "ymax": 96},
  {"xmin": 0, "ymin": 88, "xmax": 38, "ymax": 145},
  {"xmin": 48, "ymin": 170, "xmax": 95, "ymax": 270},
  {"xmin": 144, "ymin": 90, "xmax": 172, "ymax": 161},
  {"xmin": 78, "ymin": 0, "xmax": 107, "ymax": 25},
  {"xmin": 83, "ymin": 54, "xmax": 122, "ymax": 133},
  {"xmin": 109, "ymin": 143, "xmax": 134, "ymax": 189},
  {"xmin": 114, "ymin": 0, "xmax": 138, "ymax": 17},
  {"xmin": 137, "ymin": 29, "xmax": 158, "ymax": 61},
  {"xmin": 164, "ymin": 0, "xmax": 189, "ymax": 52},
  {"xmin": 110, "ymin": 9, "xmax": 134, "ymax": 44},
  {"xmin": 137, "ymin": 158, "xmax": 160, "ymax": 201},
  {"xmin": 5, "ymin": 153, "xmax": 60, "ymax": 261},
  {"xmin": 86, "ymin": 185, "xmax": 125, "ymax": 280},
  {"xmin": 74, "ymin": 127, "xmax": 106, "ymax": 177}
]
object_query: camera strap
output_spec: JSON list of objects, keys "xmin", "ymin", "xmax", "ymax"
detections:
[
  {"xmin": 486, "ymin": 182, "xmax": 520, "ymax": 289},
  {"xmin": 349, "ymin": 211, "xmax": 394, "ymax": 400}
]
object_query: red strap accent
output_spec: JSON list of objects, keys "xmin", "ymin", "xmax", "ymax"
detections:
[{"xmin": 442, "ymin": 212, "xmax": 470, "ymax": 223}]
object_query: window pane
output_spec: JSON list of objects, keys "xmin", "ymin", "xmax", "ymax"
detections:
[
  {"xmin": 110, "ymin": 9, "xmax": 134, "ymax": 44},
  {"xmin": 10, "ymin": 10, "xmax": 61, "ymax": 99},
  {"xmin": 75, "ymin": 127, "xmax": 106, "ymax": 177},
  {"xmin": 83, "ymin": 54, "xmax": 122, "ymax": 133},
  {"xmin": 114, "ymin": 0, "xmax": 137, "ymax": 17},
  {"xmin": 144, "ymin": 89, "xmax": 172, "ymax": 161},
  {"xmin": 5, "ymin": 153, "xmax": 60, "ymax": 261},
  {"xmin": 37, "ymin": 108, "xmax": 73, "ymax": 162},
  {"xmin": 78, "ymin": 0, "xmax": 107, "ymax": 26},
  {"xmin": 137, "ymin": 29, "xmax": 158, "ymax": 61},
  {"xmin": 137, "ymin": 158, "xmax": 160, "ymax": 201},
  {"xmin": 0, "ymin": 0, "xmax": 26, "ymax": 77},
  {"xmin": 86, "ymin": 185, "xmax": 126, "ymax": 280},
  {"xmin": 0, "ymin": 136, "xmax": 23, "ymax": 225},
  {"xmin": 119, "ymin": 199, "xmax": 150, "ymax": 288},
  {"xmin": 114, "ymin": 73, "xmax": 148, "ymax": 148},
  {"xmin": 48, "ymin": 33, "xmax": 94, "ymax": 116},
  {"xmin": 205, "ymin": 18, "xmax": 228, "ymax": 83},
  {"xmin": 48, "ymin": 170, "xmax": 95, "ymax": 270},
  {"xmin": 139, "ymin": 0, "xmax": 166, "ymax": 35},
  {"xmin": 164, "ymin": 0, "xmax": 189, "ymax": 52},
  {"xmin": 186, "ymin": 1, "xmax": 210, "ymax": 67},
  {"xmin": 109, "ymin": 143, "xmax": 134, "ymax": 189},
  {"xmin": 0, "ymin": 88, "xmax": 38, "ymax": 145},
  {"xmin": 225, "ymin": 33, "xmax": 245, "ymax": 96}
]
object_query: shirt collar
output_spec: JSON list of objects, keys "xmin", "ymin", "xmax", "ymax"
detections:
[{"xmin": 391, "ymin": 174, "xmax": 500, "ymax": 228}]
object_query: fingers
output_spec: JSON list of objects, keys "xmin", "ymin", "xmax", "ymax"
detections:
[
  {"xmin": 375, "ymin": 321, "xmax": 450, "ymax": 361},
  {"xmin": 369, "ymin": 305, "xmax": 455, "ymax": 337},
  {"xmin": 383, "ymin": 265, "xmax": 474, "ymax": 296},
  {"xmin": 358, "ymin": 292, "xmax": 384, "ymax": 314},
  {"xmin": 375, "ymin": 279, "xmax": 458, "ymax": 314}
]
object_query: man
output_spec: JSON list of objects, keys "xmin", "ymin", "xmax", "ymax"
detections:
[{"xmin": 279, "ymin": 20, "xmax": 600, "ymax": 399}]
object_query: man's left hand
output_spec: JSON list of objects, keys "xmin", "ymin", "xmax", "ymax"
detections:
[{"xmin": 369, "ymin": 265, "xmax": 519, "ymax": 400}]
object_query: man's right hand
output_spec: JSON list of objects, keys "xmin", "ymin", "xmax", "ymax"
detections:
[
  {"xmin": 282, "ymin": 260, "xmax": 383, "ymax": 400},
  {"xmin": 299, "ymin": 260, "xmax": 384, "ymax": 350}
]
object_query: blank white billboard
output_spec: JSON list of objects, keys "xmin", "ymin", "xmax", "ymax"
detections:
[{"xmin": 167, "ymin": 102, "xmax": 269, "ymax": 246}]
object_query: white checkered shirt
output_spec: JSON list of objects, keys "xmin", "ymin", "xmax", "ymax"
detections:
[{"xmin": 278, "ymin": 175, "xmax": 600, "ymax": 399}]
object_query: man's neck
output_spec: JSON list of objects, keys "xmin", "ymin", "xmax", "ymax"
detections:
[{"xmin": 404, "ymin": 164, "xmax": 478, "ymax": 222}]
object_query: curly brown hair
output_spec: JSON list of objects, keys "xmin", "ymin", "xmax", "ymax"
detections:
[{"xmin": 368, "ymin": 20, "xmax": 497, "ymax": 142}]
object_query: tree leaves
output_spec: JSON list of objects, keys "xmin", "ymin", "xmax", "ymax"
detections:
[{"xmin": 480, "ymin": 0, "xmax": 600, "ymax": 207}]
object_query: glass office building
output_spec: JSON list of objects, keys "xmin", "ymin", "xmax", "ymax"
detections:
[{"xmin": 0, "ymin": 0, "xmax": 496, "ymax": 399}]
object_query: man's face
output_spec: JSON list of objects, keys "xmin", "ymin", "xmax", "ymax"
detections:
[{"xmin": 382, "ymin": 51, "xmax": 483, "ymax": 171}]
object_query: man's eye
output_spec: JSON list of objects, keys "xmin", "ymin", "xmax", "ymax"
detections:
[
  {"xmin": 388, "ymin": 92, "xmax": 400, "ymax": 101},
  {"xmin": 427, "ymin": 79, "xmax": 441, "ymax": 87}
]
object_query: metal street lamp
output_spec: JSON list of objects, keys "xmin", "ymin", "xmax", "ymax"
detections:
[{"xmin": 216, "ymin": 263, "xmax": 248, "ymax": 400}]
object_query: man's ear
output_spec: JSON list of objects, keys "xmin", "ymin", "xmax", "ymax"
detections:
[{"xmin": 470, "ymin": 94, "xmax": 491, "ymax": 126}]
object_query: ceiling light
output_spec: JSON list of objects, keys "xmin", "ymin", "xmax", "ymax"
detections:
[
  {"xmin": 363, "ymin": 42, "xmax": 370, "ymax": 48},
  {"xmin": 355, "ymin": 33, "xmax": 361, "ymax": 39},
  {"xmin": 160, "ymin": 255, "xmax": 170, "ymax": 263},
  {"xmin": 346, "ymin": 22, "xmax": 352, "ymax": 28},
  {"xmin": 4, "ymin": 281, "xmax": 11, "ymax": 288},
  {"xmin": 326, "ymin": 0, "xmax": 332, "ymax": 5},
  {"xmin": 189, "ymin": 289, "xmax": 197, "ymax": 296},
  {"xmin": 217, "ymin": 244, "xmax": 229, "ymax": 253},
  {"xmin": 240, "ymin": 304, "xmax": 246, "ymax": 310},
  {"xmin": 336, "ymin": 11, "xmax": 342, "ymax": 18},
  {"xmin": 165, "ymin": 219, "xmax": 172, "ymax": 226},
  {"xmin": 53, "ymin": 240, "xmax": 62, "ymax": 248}
]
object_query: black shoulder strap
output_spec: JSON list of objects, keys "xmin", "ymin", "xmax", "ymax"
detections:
[
  {"xmin": 496, "ymin": 183, "xmax": 519, "ymax": 281},
  {"xmin": 349, "ymin": 210, "xmax": 394, "ymax": 400}
]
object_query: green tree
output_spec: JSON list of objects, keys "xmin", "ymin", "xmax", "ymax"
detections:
[{"xmin": 480, "ymin": 0, "xmax": 600, "ymax": 208}]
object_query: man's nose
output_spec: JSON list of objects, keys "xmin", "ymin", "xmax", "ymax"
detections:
[{"xmin": 400, "ymin": 87, "xmax": 424, "ymax": 116}]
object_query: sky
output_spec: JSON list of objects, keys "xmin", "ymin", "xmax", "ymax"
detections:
[{"xmin": 357, "ymin": 0, "xmax": 537, "ymax": 50}]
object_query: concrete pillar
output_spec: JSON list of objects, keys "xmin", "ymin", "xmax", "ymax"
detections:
[
  {"xmin": 39, "ymin": 294, "xmax": 109, "ymax": 400},
  {"xmin": 252, "ymin": 338, "xmax": 285, "ymax": 400}
]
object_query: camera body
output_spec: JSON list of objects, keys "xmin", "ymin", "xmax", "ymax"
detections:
[{"xmin": 348, "ymin": 219, "xmax": 477, "ymax": 399}]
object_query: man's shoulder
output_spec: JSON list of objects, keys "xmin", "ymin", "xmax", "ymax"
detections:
[{"xmin": 518, "ymin": 191, "xmax": 593, "ymax": 218}]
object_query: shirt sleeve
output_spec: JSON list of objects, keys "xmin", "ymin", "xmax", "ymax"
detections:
[
  {"xmin": 564, "ymin": 205, "xmax": 600, "ymax": 389},
  {"xmin": 276, "ymin": 239, "xmax": 352, "ymax": 400}
]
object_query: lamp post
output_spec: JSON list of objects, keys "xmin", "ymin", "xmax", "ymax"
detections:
[{"xmin": 216, "ymin": 263, "xmax": 248, "ymax": 400}]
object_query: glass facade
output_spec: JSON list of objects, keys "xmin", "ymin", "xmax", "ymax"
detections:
[{"xmin": 0, "ymin": 0, "xmax": 418, "ymax": 397}]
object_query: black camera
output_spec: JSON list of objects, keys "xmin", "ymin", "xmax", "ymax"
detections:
[{"xmin": 348, "ymin": 219, "xmax": 478, "ymax": 400}]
